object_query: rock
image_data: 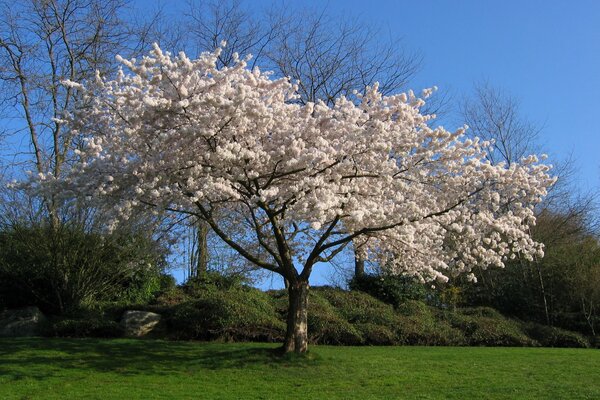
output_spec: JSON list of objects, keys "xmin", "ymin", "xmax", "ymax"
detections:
[
  {"xmin": 121, "ymin": 310, "xmax": 161, "ymax": 337},
  {"xmin": 0, "ymin": 306, "xmax": 46, "ymax": 337}
]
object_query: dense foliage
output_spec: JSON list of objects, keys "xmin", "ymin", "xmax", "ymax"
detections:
[
  {"xmin": 0, "ymin": 223, "xmax": 166, "ymax": 314},
  {"xmin": 33, "ymin": 279, "xmax": 593, "ymax": 348},
  {"xmin": 349, "ymin": 274, "xmax": 428, "ymax": 307},
  {"xmin": 459, "ymin": 210, "xmax": 600, "ymax": 336}
]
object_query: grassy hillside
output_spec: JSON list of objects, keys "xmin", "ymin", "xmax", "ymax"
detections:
[{"xmin": 1, "ymin": 338, "xmax": 599, "ymax": 399}]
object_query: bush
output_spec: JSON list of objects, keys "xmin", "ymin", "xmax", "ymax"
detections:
[
  {"xmin": 306, "ymin": 291, "xmax": 363, "ymax": 345},
  {"xmin": 523, "ymin": 323, "xmax": 590, "ymax": 348},
  {"xmin": 154, "ymin": 286, "xmax": 190, "ymax": 306},
  {"xmin": 355, "ymin": 323, "xmax": 397, "ymax": 345},
  {"xmin": 159, "ymin": 274, "xmax": 178, "ymax": 291},
  {"xmin": 314, "ymin": 288, "xmax": 402, "ymax": 345},
  {"xmin": 48, "ymin": 318, "xmax": 124, "ymax": 338},
  {"xmin": 168, "ymin": 287, "xmax": 285, "ymax": 342},
  {"xmin": 313, "ymin": 289, "xmax": 464, "ymax": 346},
  {"xmin": 0, "ymin": 223, "xmax": 166, "ymax": 314},
  {"xmin": 272, "ymin": 289, "xmax": 465, "ymax": 346},
  {"xmin": 446, "ymin": 308, "xmax": 534, "ymax": 346},
  {"xmin": 458, "ymin": 306, "xmax": 505, "ymax": 319},
  {"xmin": 183, "ymin": 271, "xmax": 248, "ymax": 294},
  {"xmin": 396, "ymin": 299, "xmax": 433, "ymax": 317},
  {"xmin": 317, "ymin": 287, "xmax": 400, "ymax": 326},
  {"xmin": 396, "ymin": 300, "xmax": 465, "ymax": 346},
  {"xmin": 349, "ymin": 274, "xmax": 427, "ymax": 308},
  {"xmin": 38, "ymin": 281, "xmax": 589, "ymax": 348}
]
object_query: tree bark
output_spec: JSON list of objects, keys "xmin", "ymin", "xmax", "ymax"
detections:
[
  {"xmin": 196, "ymin": 219, "xmax": 209, "ymax": 276},
  {"xmin": 353, "ymin": 239, "xmax": 366, "ymax": 279},
  {"xmin": 283, "ymin": 280, "xmax": 309, "ymax": 354},
  {"xmin": 354, "ymin": 253, "xmax": 365, "ymax": 278}
]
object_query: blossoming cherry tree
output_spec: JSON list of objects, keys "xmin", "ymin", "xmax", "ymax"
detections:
[{"xmin": 57, "ymin": 45, "xmax": 554, "ymax": 353}]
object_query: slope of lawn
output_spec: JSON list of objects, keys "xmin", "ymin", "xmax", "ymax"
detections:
[{"xmin": 1, "ymin": 338, "xmax": 599, "ymax": 400}]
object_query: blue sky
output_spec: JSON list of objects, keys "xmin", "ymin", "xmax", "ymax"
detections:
[
  {"xmin": 138, "ymin": 0, "xmax": 600, "ymax": 286},
  {"xmin": 315, "ymin": 0, "xmax": 600, "ymax": 190}
]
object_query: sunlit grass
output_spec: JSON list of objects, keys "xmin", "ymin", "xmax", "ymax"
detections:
[{"xmin": 1, "ymin": 338, "xmax": 599, "ymax": 399}]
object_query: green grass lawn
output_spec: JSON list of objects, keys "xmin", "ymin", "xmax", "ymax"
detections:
[{"xmin": 1, "ymin": 338, "xmax": 598, "ymax": 399}]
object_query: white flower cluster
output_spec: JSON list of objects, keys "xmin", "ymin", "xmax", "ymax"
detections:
[{"xmin": 46, "ymin": 44, "xmax": 555, "ymax": 282}]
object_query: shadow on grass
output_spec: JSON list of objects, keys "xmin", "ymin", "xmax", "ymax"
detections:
[{"xmin": 0, "ymin": 338, "xmax": 321, "ymax": 382}]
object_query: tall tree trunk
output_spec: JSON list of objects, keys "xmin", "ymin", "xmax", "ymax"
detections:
[
  {"xmin": 354, "ymin": 253, "xmax": 365, "ymax": 278},
  {"xmin": 534, "ymin": 259, "xmax": 550, "ymax": 326},
  {"xmin": 283, "ymin": 280, "xmax": 309, "ymax": 354},
  {"xmin": 581, "ymin": 297, "xmax": 596, "ymax": 336},
  {"xmin": 353, "ymin": 240, "xmax": 365, "ymax": 278},
  {"xmin": 196, "ymin": 219, "xmax": 209, "ymax": 276}
]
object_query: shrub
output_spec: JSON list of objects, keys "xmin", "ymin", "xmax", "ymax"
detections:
[
  {"xmin": 396, "ymin": 300, "xmax": 465, "ymax": 346},
  {"xmin": 183, "ymin": 271, "xmax": 248, "ymax": 294},
  {"xmin": 438, "ymin": 285, "xmax": 463, "ymax": 310},
  {"xmin": 154, "ymin": 286, "xmax": 190, "ymax": 306},
  {"xmin": 349, "ymin": 274, "xmax": 427, "ymax": 307},
  {"xmin": 306, "ymin": 291, "xmax": 363, "ymax": 345},
  {"xmin": 355, "ymin": 323, "xmax": 397, "ymax": 345},
  {"xmin": 458, "ymin": 306, "xmax": 504, "ymax": 319},
  {"xmin": 86, "ymin": 300, "xmax": 168, "ymax": 324},
  {"xmin": 396, "ymin": 299, "xmax": 433, "ymax": 317},
  {"xmin": 265, "ymin": 289, "xmax": 289, "ymax": 315},
  {"xmin": 313, "ymin": 289, "xmax": 463, "ymax": 345},
  {"xmin": 159, "ymin": 274, "xmax": 178, "ymax": 291},
  {"xmin": 316, "ymin": 287, "xmax": 400, "ymax": 326},
  {"xmin": 523, "ymin": 323, "xmax": 590, "ymax": 348},
  {"xmin": 446, "ymin": 309, "xmax": 534, "ymax": 346},
  {"xmin": 0, "ymin": 223, "xmax": 166, "ymax": 314},
  {"xmin": 48, "ymin": 318, "xmax": 124, "ymax": 338},
  {"xmin": 168, "ymin": 287, "xmax": 285, "ymax": 342}
]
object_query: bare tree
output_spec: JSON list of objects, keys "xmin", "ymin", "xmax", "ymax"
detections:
[
  {"xmin": 0, "ymin": 0, "xmax": 155, "ymax": 227},
  {"xmin": 461, "ymin": 82, "xmax": 542, "ymax": 166},
  {"xmin": 268, "ymin": 9, "xmax": 420, "ymax": 105},
  {"xmin": 185, "ymin": 0, "xmax": 283, "ymax": 70},
  {"xmin": 461, "ymin": 81, "xmax": 597, "ymax": 218}
]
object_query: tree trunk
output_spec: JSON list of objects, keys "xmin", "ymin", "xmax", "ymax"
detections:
[
  {"xmin": 534, "ymin": 260, "xmax": 550, "ymax": 326},
  {"xmin": 196, "ymin": 219, "xmax": 209, "ymax": 276},
  {"xmin": 354, "ymin": 252, "xmax": 365, "ymax": 278},
  {"xmin": 283, "ymin": 280, "xmax": 309, "ymax": 354},
  {"xmin": 353, "ymin": 239, "xmax": 365, "ymax": 278}
]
